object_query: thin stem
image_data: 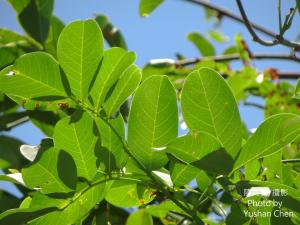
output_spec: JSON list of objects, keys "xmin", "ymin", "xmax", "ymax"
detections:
[
  {"xmin": 244, "ymin": 101, "xmax": 265, "ymax": 110},
  {"xmin": 236, "ymin": 0, "xmax": 300, "ymax": 49},
  {"xmin": 186, "ymin": 0, "xmax": 276, "ymax": 38},
  {"xmin": 278, "ymin": 0, "xmax": 282, "ymax": 34},
  {"xmin": 185, "ymin": 0, "xmax": 300, "ymax": 50},
  {"xmin": 282, "ymin": 159, "xmax": 300, "ymax": 163},
  {"xmin": 5, "ymin": 116, "xmax": 29, "ymax": 130},
  {"xmin": 236, "ymin": 0, "xmax": 278, "ymax": 46},
  {"xmin": 174, "ymin": 53, "xmax": 300, "ymax": 67},
  {"xmin": 73, "ymin": 99, "xmax": 204, "ymax": 224},
  {"xmin": 282, "ymin": 6, "xmax": 297, "ymax": 36},
  {"xmin": 98, "ymin": 116, "xmax": 204, "ymax": 224}
]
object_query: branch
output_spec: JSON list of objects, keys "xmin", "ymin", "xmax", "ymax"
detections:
[
  {"xmin": 175, "ymin": 53, "xmax": 300, "ymax": 66},
  {"xmin": 235, "ymin": 0, "xmax": 278, "ymax": 46},
  {"xmin": 150, "ymin": 53, "xmax": 300, "ymax": 79},
  {"xmin": 186, "ymin": 0, "xmax": 275, "ymax": 37},
  {"xmin": 185, "ymin": 0, "xmax": 300, "ymax": 50},
  {"xmin": 236, "ymin": 0, "xmax": 300, "ymax": 49},
  {"xmin": 244, "ymin": 101, "xmax": 265, "ymax": 109},
  {"xmin": 282, "ymin": 159, "xmax": 300, "ymax": 163}
]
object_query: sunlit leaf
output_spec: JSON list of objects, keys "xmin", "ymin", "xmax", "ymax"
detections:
[
  {"xmin": 105, "ymin": 180, "xmax": 154, "ymax": 207},
  {"xmin": 54, "ymin": 111, "xmax": 99, "ymax": 181},
  {"xmin": 103, "ymin": 65, "xmax": 142, "ymax": 117},
  {"xmin": 90, "ymin": 47, "xmax": 135, "ymax": 111},
  {"xmin": 128, "ymin": 75, "xmax": 178, "ymax": 170},
  {"xmin": 95, "ymin": 115, "xmax": 127, "ymax": 172},
  {"xmin": 57, "ymin": 19, "xmax": 104, "ymax": 101},
  {"xmin": 0, "ymin": 53, "xmax": 67, "ymax": 100},
  {"xmin": 29, "ymin": 182, "xmax": 108, "ymax": 225},
  {"xmin": 181, "ymin": 68, "xmax": 242, "ymax": 157},
  {"xmin": 187, "ymin": 32, "xmax": 215, "ymax": 56},
  {"xmin": 139, "ymin": 0, "xmax": 164, "ymax": 17},
  {"xmin": 126, "ymin": 209, "xmax": 153, "ymax": 225},
  {"xmin": 22, "ymin": 142, "xmax": 77, "ymax": 194},
  {"xmin": 234, "ymin": 113, "xmax": 300, "ymax": 171}
]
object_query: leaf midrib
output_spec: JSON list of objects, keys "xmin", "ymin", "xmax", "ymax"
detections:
[{"xmin": 198, "ymin": 74, "xmax": 222, "ymax": 146}]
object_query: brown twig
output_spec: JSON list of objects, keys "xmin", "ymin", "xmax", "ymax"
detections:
[
  {"xmin": 185, "ymin": 0, "xmax": 300, "ymax": 50},
  {"xmin": 236, "ymin": 0, "xmax": 300, "ymax": 49},
  {"xmin": 175, "ymin": 53, "xmax": 300, "ymax": 67}
]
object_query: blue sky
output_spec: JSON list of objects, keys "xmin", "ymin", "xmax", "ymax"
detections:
[{"xmin": 0, "ymin": 0, "xmax": 299, "ymax": 144}]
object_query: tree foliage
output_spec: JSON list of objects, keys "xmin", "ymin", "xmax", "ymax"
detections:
[{"xmin": 0, "ymin": 0, "xmax": 300, "ymax": 224}]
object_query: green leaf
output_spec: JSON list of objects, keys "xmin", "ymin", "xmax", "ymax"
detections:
[
  {"xmin": 192, "ymin": 149, "xmax": 234, "ymax": 175},
  {"xmin": 0, "ymin": 46, "xmax": 23, "ymax": 70},
  {"xmin": 29, "ymin": 182, "xmax": 108, "ymax": 225},
  {"xmin": 0, "ymin": 191, "xmax": 21, "ymax": 213},
  {"xmin": 9, "ymin": 0, "xmax": 54, "ymax": 43},
  {"xmin": 103, "ymin": 65, "xmax": 142, "ymax": 117},
  {"xmin": 0, "ymin": 52, "xmax": 67, "ymax": 100},
  {"xmin": 166, "ymin": 132, "xmax": 221, "ymax": 163},
  {"xmin": 234, "ymin": 113, "xmax": 300, "ymax": 171},
  {"xmin": 169, "ymin": 160, "xmax": 200, "ymax": 187},
  {"xmin": 82, "ymin": 202, "xmax": 129, "ymax": 225},
  {"xmin": 44, "ymin": 16, "xmax": 64, "ymax": 58},
  {"xmin": 181, "ymin": 68, "xmax": 242, "ymax": 157},
  {"xmin": 263, "ymin": 151, "xmax": 282, "ymax": 183},
  {"xmin": 54, "ymin": 111, "xmax": 99, "ymax": 181},
  {"xmin": 105, "ymin": 180, "xmax": 154, "ymax": 207},
  {"xmin": 95, "ymin": 115, "xmax": 127, "ymax": 172},
  {"xmin": 294, "ymin": 78, "xmax": 300, "ymax": 99},
  {"xmin": 297, "ymin": 0, "xmax": 300, "ymax": 14},
  {"xmin": 0, "ymin": 206, "xmax": 56, "ymax": 225},
  {"xmin": 27, "ymin": 110, "xmax": 62, "ymax": 136},
  {"xmin": 29, "ymin": 192, "xmax": 68, "ymax": 210},
  {"xmin": 227, "ymin": 67, "xmax": 257, "ymax": 101},
  {"xmin": 90, "ymin": 47, "xmax": 136, "ymax": 111},
  {"xmin": 196, "ymin": 170, "xmax": 214, "ymax": 192},
  {"xmin": 95, "ymin": 14, "xmax": 127, "ymax": 49},
  {"xmin": 244, "ymin": 159, "xmax": 261, "ymax": 180},
  {"xmin": 128, "ymin": 75, "xmax": 178, "ymax": 170},
  {"xmin": 208, "ymin": 30, "xmax": 229, "ymax": 43},
  {"xmin": 187, "ymin": 32, "xmax": 215, "ymax": 56},
  {"xmin": 7, "ymin": 0, "xmax": 30, "ymax": 13},
  {"xmin": 0, "ymin": 135, "xmax": 25, "ymax": 169},
  {"xmin": 226, "ymin": 203, "xmax": 249, "ymax": 225},
  {"xmin": 0, "ymin": 93, "xmax": 18, "ymax": 113},
  {"xmin": 22, "ymin": 143, "xmax": 77, "ymax": 194},
  {"xmin": 57, "ymin": 19, "xmax": 104, "ymax": 101},
  {"xmin": 139, "ymin": 0, "xmax": 164, "ymax": 17},
  {"xmin": 126, "ymin": 209, "xmax": 153, "ymax": 225},
  {"xmin": 146, "ymin": 200, "xmax": 185, "ymax": 218}
]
